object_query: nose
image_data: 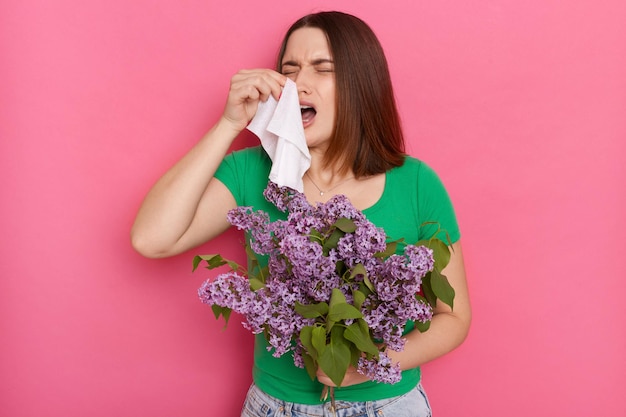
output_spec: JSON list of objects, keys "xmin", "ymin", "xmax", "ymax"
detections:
[{"xmin": 294, "ymin": 69, "xmax": 312, "ymax": 95}]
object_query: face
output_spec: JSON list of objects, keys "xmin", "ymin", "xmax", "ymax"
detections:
[{"xmin": 281, "ymin": 27, "xmax": 336, "ymax": 151}]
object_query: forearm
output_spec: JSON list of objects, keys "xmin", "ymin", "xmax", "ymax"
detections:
[
  {"xmin": 388, "ymin": 309, "xmax": 471, "ymax": 371},
  {"xmin": 130, "ymin": 118, "xmax": 239, "ymax": 257}
]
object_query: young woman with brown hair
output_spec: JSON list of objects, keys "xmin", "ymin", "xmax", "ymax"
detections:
[{"xmin": 132, "ymin": 11, "xmax": 471, "ymax": 416}]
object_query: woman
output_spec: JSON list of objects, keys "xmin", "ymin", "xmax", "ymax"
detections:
[{"xmin": 132, "ymin": 11, "xmax": 471, "ymax": 417}]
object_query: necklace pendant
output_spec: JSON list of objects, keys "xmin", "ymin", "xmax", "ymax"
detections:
[{"xmin": 320, "ymin": 191, "xmax": 324, "ymax": 196}]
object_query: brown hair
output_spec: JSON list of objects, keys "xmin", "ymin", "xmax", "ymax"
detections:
[{"xmin": 277, "ymin": 11, "xmax": 406, "ymax": 178}]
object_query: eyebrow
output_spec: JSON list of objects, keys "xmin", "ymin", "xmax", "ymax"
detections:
[{"xmin": 281, "ymin": 58, "xmax": 334, "ymax": 67}]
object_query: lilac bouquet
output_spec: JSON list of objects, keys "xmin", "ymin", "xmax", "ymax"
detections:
[{"xmin": 194, "ymin": 182, "xmax": 454, "ymax": 388}]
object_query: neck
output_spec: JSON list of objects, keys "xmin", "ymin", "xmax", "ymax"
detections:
[{"xmin": 304, "ymin": 170, "xmax": 355, "ymax": 197}]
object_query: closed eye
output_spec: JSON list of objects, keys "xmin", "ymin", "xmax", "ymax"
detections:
[{"xmin": 281, "ymin": 62, "xmax": 299, "ymax": 75}]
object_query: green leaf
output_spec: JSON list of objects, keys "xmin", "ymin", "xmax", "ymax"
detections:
[
  {"xmin": 244, "ymin": 244, "xmax": 257, "ymax": 260},
  {"xmin": 350, "ymin": 343, "xmax": 362, "ymax": 367},
  {"xmin": 309, "ymin": 229, "xmax": 323, "ymax": 243},
  {"xmin": 414, "ymin": 320, "xmax": 431, "ymax": 332},
  {"xmin": 192, "ymin": 255, "xmax": 204, "ymax": 271},
  {"xmin": 348, "ymin": 263, "xmax": 367, "ymax": 281},
  {"xmin": 358, "ymin": 282, "xmax": 373, "ymax": 297},
  {"xmin": 259, "ymin": 266, "xmax": 270, "ymax": 283},
  {"xmin": 295, "ymin": 302, "xmax": 329, "ymax": 319},
  {"xmin": 352, "ymin": 290, "xmax": 366, "ymax": 309},
  {"xmin": 333, "ymin": 217, "xmax": 357, "ymax": 233},
  {"xmin": 430, "ymin": 269, "xmax": 455, "ymax": 309},
  {"xmin": 318, "ymin": 327, "xmax": 351, "ymax": 387},
  {"xmin": 326, "ymin": 319, "xmax": 337, "ymax": 333},
  {"xmin": 417, "ymin": 237, "xmax": 451, "ymax": 271},
  {"xmin": 328, "ymin": 303, "xmax": 363, "ymax": 322},
  {"xmin": 301, "ymin": 351, "xmax": 317, "ymax": 380},
  {"xmin": 311, "ymin": 326, "xmax": 327, "ymax": 357},
  {"xmin": 418, "ymin": 221, "xmax": 452, "ymax": 247},
  {"xmin": 244, "ymin": 245, "xmax": 262, "ymax": 277},
  {"xmin": 192, "ymin": 254, "xmax": 242, "ymax": 272},
  {"xmin": 248, "ymin": 278, "xmax": 265, "ymax": 291},
  {"xmin": 375, "ymin": 239, "xmax": 400, "ymax": 258},
  {"xmin": 413, "ymin": 295, "xmax": 432, "ymax": 333},
  {"xmin": 363, "ymin": 275, "xmax": 375, "ymax": 293},
  {"xmin": 431, "ymin": 239, "xmax": 451, "ymax": 271},
  {"xmin": 323, "ymin": 228, "xmax": 344, "ymax": 254},
  {"xmin": 327, "ymin": 288, "xmax": 362, "ymax": 322},
  {"xmin": 415, "ymin": 293, "xmax": 430, "ymax": 307},
  {"xmin": 329, "ymin": 288, "xmax": 347, "ymax": 309},
  {"xmin": 344, "ymin": 321, "xmax": 378, "ymax": 355},
  {"xmin": 421, "ymin": 273, "xmax": 437, "ymax": 308},
  {"xmin": 300, "ymin": 326, "xmax": 316, "ymax": 360},
  {"xmin": 211, "ymin": 305, "xmax": 232, "ymax": 326},
  {"xmin": 335, "ymin": 260, "xmax": 348, "ymax": 278}
]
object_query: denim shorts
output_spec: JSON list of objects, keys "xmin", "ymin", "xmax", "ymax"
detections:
[{"xmin": 240, "ymin": 383, "xmax": 432, "ymax": 417}]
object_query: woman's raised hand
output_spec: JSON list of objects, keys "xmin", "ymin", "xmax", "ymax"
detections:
[
  {"xmin": 131, "ymin": 69, "xmax": 287, "ymax": 259},
  {"xmin": 220, "ymin": 69, "xmax": 287, "ymax": 133}
]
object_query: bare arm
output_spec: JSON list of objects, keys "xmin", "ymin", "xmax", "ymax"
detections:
[
  {"xmin": 131, "ymin": 69, "xmax": 287, "ymax": 258},
  {"xmin": 317, "ymin": 241, "xmax": 471, "ymax": 386}
]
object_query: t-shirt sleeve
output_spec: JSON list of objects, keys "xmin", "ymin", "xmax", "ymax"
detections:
[
  {"xmin": 214, "ymin": 151, "xmax": 245, "ymax": 206},
  {"xmin": 213, "ymin": 146, "xmax": 273, "ymax": 208},
  {"xmin": 417, "ymin": 162, "xmax": 461, "ymax": 244}
]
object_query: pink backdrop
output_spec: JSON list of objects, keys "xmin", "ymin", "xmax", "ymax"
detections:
[{"xmin": 2, "ymin": 0, "xmax": 625, "ymax": 416}]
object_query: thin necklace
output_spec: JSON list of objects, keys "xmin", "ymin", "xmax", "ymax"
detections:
[{"xmin": 305, "ymin": 171, "xmax": 355, "ymax": 196}]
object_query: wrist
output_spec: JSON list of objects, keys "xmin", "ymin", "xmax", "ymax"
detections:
[
  {"xmin": 215, "ymin": 115, "xmax": 246, "ymax": 138},
  {"xmin": 203, "ymin": 116, "xmax": 243, "ymax": 147}
]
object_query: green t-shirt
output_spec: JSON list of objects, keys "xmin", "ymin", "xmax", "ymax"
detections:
[{"xmin": 214, "ymin": 146, "xmax": 460, "ymax": 404}]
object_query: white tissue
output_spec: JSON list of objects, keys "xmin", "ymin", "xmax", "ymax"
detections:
[{"xmin": 246, "ymin": 79, "xmax": 311, "ymax": 192}]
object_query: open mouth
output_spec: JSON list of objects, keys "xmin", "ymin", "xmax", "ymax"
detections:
[{"xmin": 300, "ymin": 105, "xmax": 317, "ymax": 124}]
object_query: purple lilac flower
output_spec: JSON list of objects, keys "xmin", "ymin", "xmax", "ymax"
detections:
[
  {"xmin": 286, "ymin": 191, "xmax": 312, "ymax": 214},
  {"xmin": 317, "ymin": 194, "xmax": 365, "ymax": 225},
  {"xmin": 227, "ymin": 207, "xmax": 268, "ymax": 232},
  {"xmin": 243, "ymin": 290, "xmax": 273, "ymax": 334},
  {"xmin": 262, "ymin": 182, "xmax": 292, "ymax": 212},
  {"xmin": 227, "ymin": 207, "xmax": 276, "ymax": 255},
  {"xmin": 267, "ymin": 256, "xmax": 289, "ymax": 280},
  {"xmin": 357, "ymin": 351, "xmax": 402, "ymax": 384},
  {"xmin": 308, "ymin": 274, "xmax": 342, "ymax": 302},
  {"xmin": 354, "ymin": 220, "xmax": 387, "ymax": 259},
  {"xmin": 266, "ymin": 305, "xmax": 298, "ymax": 356},
  {"xmin": 376, "ymin": 323, "xmax": 406, "ymax": 351},
  {"xmin": 337, "ymin": 234, "xmax": 357, "ymax": 265},
  {"xmin": 279, "ymin": 235, "xmax": 335, "ymax": 281},
  {"xmin": 287, "ymin": 211, "xmax": 325, "ymax": 235},
  {"xmin": 362, "ymin": 300, "xmax": 390, "ymax": 331},
  {"xmin": 292, "ymin": 342, "xmax": 307, "ymax": 369},
  {"xmin": 199, "ymin": 181, "xmax": 440, "ymax": 384},
  {"xmin": 404, "ymin": 245, "xmax": 435, "ymax": 280},
  {"xmin": 263, "ymin": 182, "xmax": 313, "ymax": 214},
  {"xmin": 198, "ymin": 272, "xmax": 254, "ymax": 313},
  {"xmin": 399, "ymin": 295, "xmax": 433, "ymax": 324}
]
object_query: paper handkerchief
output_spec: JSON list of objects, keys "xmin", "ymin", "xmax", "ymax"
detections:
[{"xmin": 247, "ymin": 79, "xmax": 311, "ymax": 192}]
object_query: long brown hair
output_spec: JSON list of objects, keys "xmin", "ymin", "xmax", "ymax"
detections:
[{"xmin": 277, "ymin": 11, "xmax": 406, "ymax": 178}]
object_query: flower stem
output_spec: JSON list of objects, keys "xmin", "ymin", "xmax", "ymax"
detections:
[
  {"xmin": 320, "ymin": 386, "xmax": 337, "ymax": 416},
  {"xmin": 320, "ymin": 385, "xmax": 328, "ymax": 401}
]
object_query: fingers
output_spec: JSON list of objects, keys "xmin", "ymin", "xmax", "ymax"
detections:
[
  {"xmin": 221, "ymin": 69, "xmax": 287, "ymax": 132},
  {"xmin": 231, "ymin": 69, "xmax": 286, "ymax": 102},
  {"xmin": 316, "ymin": 366, "xmax": 368, "ymax": 388},
  {"xmin": 316, "ymin": 370, "xmax": 337, "ymax": 387}
]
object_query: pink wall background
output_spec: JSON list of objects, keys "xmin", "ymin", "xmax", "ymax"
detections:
[{"xmin": 2, "ymin": 0, "xmax": 625, "ymax": 416}]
